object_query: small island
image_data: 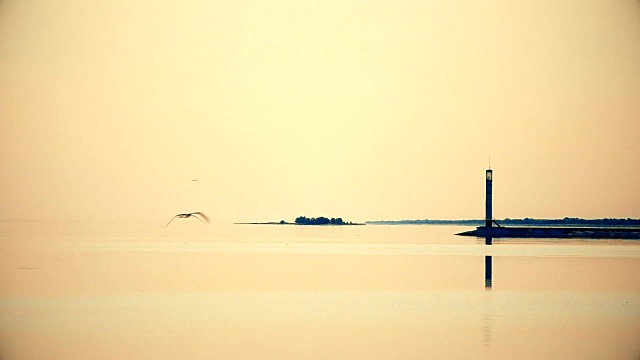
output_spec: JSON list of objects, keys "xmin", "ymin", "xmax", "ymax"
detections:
[{"xmin": 236, "ymin": 216, "xmax": 364, "ymax": 226}]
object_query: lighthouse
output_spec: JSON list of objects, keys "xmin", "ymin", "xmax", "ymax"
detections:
[
  {"xmin": 458, "ymin": 167, "xmax": 640, "ymax": 239},
  {"xmin": 485, "ymin": 169, "xmax": 493, "ymax": 228}
]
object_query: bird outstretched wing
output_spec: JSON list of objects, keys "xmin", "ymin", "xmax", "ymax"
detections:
[
  {"xmin": 191, "ymin": 212, "xmax": 210, "ymax": 223},
  {"xmin": 165, "ymin": 215, "xmax": 179, "ymax": 227}
]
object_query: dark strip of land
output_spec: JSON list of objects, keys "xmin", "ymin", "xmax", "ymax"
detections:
[
  {"xmin": 234, "ymin": 222, "xmax": 365, "ymax": 226},
  {"xmin": 366, "ymin": 218, "xmax": 640, "ymax": 227},
  {"xmin": 236, "ymin": 216, "xmax": 364, "ymax": 226},
  {"xmin": 456, "ymin": 226, "xmax": 640, "ymax": 239}
]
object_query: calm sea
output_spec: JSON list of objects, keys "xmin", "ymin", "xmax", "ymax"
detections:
[{"xmin": 1, "ymin": 221, "xmax": 639, "ymax": 359}]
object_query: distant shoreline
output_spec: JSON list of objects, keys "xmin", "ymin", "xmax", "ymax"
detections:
[
  {"xmin": 235, "ymin": 222, "xmax": 365, "ymax": 226},
  {"xmin": 366, "ymin": 218, "xmax": 640, "ymax": 227},
  {"xmin": 237, "ymin": 216, "xmax": 365, "ymax": 226},
  {"xmin": 235, "ymin": 218, "xmax": 640, "ymax": 227}
]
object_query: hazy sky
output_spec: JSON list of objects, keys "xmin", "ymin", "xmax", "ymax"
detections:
[{"xmin": 1, "ymin": 1, "xmax": 639, "ymax": 223}]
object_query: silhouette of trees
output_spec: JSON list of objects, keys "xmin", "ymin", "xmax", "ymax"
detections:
[
  {"xmin": 295, "ymin": 216, "xmax": 346, "ymax": 225},
  {"xmin": 366, "ymin": 218, "xmax": 640, "ymax": 226}
]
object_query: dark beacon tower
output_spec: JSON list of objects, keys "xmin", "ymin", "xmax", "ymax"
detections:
[
  {"xmin": 485, "ymin": 169, "xmax": 493, "ymax": 228},
  {"xmin": 485, "ymin": 168, "xmax": 494, "ymax": 287},
  {"xmin": 485, "ymin": 168, "xmax": 494, "ymax": 246}
]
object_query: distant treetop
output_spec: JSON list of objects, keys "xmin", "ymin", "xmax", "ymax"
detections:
[{"xmin": 295, "ymin": 216, "xmax": 347, "ymax": 225}]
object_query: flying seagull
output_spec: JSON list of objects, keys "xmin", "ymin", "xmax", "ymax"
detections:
[{"xmin": 166, "ymin": 212, "xmax": 210, "ymax": 227}]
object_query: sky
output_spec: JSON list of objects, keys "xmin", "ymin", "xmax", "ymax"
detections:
[{"xmin": 1, "ymin": 0, "xmax": 639, "ymax": 223}]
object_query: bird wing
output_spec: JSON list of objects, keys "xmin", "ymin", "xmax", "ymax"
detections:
[
  {"xmin": 165, "ymin": 215, "xmax": 179, "ymax": 227},
  {"xmin": 191, "ymin": 212, "xmax": 210, "ymax": 223}
]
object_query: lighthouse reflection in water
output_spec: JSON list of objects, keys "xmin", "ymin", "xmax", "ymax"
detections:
[{"xmin": 485, "ymin": 236, "xmax": 492, "ymax": 289}]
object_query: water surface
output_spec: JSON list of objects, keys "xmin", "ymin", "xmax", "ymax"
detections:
[{"xmin": 1, "ymin": 222, "xmax": 639, "ymax": 359}]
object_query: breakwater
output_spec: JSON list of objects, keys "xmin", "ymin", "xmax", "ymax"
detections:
[{"xmin": 457, "ymin": 226, "xmax": 640, "ymax": 239}]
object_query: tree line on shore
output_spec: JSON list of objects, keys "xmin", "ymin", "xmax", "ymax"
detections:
[
  {"xmin": 366, "ymin": 217, "xmax": 640, "ymax": 226},
  {"xmin": 295, "ymin": 216, "xmax": 353, "ymax": 225}
]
